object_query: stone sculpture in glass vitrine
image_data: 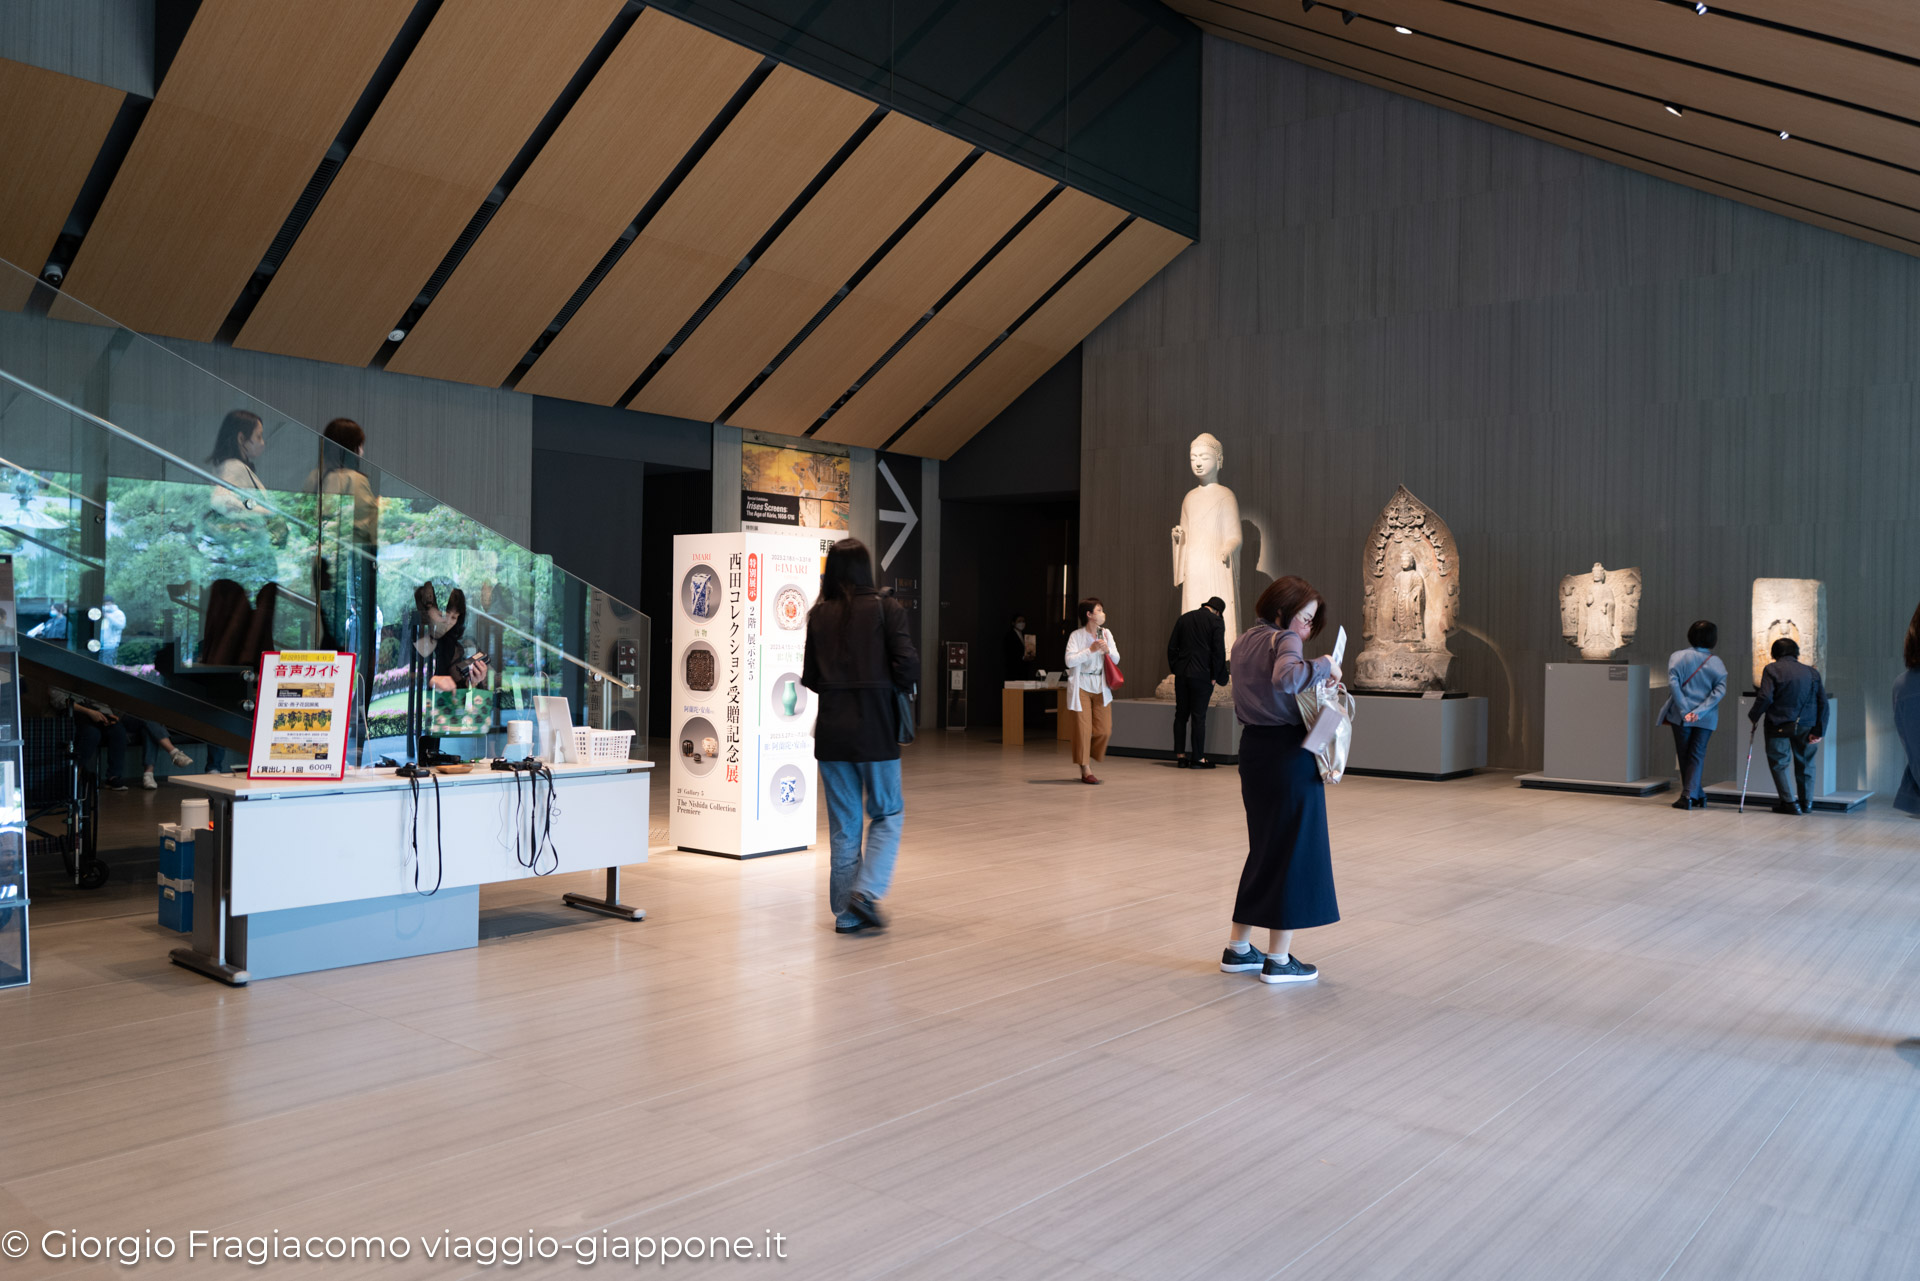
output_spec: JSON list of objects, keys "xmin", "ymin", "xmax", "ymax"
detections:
[
  {"xmin": 1559, "ymin": 562, "xmax": 1642, "ymax": 660},
  {"xmin": 1751, "ymin": 578, "xmax": 1825, "ymax": 687},
  {"xmin": 1354, "ymin": 485, "xmax": 1460, "ymax": 692}
]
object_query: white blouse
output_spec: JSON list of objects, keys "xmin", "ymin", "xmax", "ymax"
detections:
[{"xmin": 1063, "ymin": 626, "xmax": 1121, "ymax": 712}]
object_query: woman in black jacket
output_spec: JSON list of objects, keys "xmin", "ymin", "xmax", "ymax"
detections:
[{"xmin": 802, "ymin": 539, "xmax": 919, "ymax": 934}]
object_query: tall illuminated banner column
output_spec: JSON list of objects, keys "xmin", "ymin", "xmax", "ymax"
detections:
[{"xmin": 669, "ymin": 531, "xmax": 821, "ymax": 858}]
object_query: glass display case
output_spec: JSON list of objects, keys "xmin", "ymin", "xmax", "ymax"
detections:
[{"xmin": 0, "ymin": 554, "xmax": 29, "ymax": 987}]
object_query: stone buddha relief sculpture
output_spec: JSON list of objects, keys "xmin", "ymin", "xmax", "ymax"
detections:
[
  {"xmin": 1355, "ymin": 485, "xmax": 1460, "ymax": 692},
  {"xmin": 1750, "ymin": 578, "xmax": 1825, "ymax": 687},
  {"xmin": 1558, "ymin": 562, "xmax": 1642, "ymax": 660}
]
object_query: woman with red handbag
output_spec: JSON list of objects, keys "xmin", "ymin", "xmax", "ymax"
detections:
[{"xmin": 1063, "ymin": 597, "xmax": 1123, "ymax": 784}]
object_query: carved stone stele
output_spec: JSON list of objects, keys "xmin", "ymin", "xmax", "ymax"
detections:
[
  {"xmin": 1558, "ymin": 563, "xmax": 1643, "ymax": 660},
  {"xmin": 1750, "ymin": 578, "xmax": 1825, "ymax": 687},
  {"xmin": 1354, "ymin": 485, "xmax": 1460, "ymax": 692}
]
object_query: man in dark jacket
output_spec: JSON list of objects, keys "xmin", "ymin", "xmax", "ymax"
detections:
[
  {"xmin": 1749, "ymin": 636, "xmax": 1827, "ymax": 815},
  {"xmin": 1166, "ymin": 595, "xmax": 1229, "ymax": 768}
]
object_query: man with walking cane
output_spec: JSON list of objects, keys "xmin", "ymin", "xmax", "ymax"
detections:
[{"xmin": 1747, "ymin": 637, "xmax": 1828, "ymax": 815}]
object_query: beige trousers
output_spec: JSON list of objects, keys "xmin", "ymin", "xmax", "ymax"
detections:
[{"xmin": 1071, "ymin": 698, "xmax": 1111, "ymax": 766}]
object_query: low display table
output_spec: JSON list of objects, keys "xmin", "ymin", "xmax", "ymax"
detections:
[
  {"xmin": 1346, "ymin": 694, "xmax": 1486, "ymax": 780},
  {"xmin": 169, "ymin": 761, "xmax": 652, "ymax": 984},
  {"xmin": 1517, "ymin": 663, "xmax": 1669, "ymax": 796},
  {"xmin": 1001, "ymin": 682, "xmax": 1071, "ymax": 746},
  {"xmin": 1107, "ymin": 696, "xmax": 1242, "ymax": 763}
]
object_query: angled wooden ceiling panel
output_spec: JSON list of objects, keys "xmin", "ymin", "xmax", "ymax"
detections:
[
  {"xmin": 0, "ymin": 59, "xmax": 123, "ymax": 311},
  {"xmin": 1174, "ymin": 0, "xmax": 1920, "ymax": 259},
  {"xmin": 1495, "ymin": 1, "xmax": 1912, "ymax": 122},
  {"xmin": 1193, "ymin": 20, "xmax": 1920, "ymax": 260},
  {"xmin": 727, "ymin": 152, "xmax": 1056, "ymax": 436},
  {"xmin": 514, "ymin": 65, "xmax": 873, "ymax": 406},
  {"xmin": 235, "ymin": 0, "xmax": 627, "ymax": 367},
  {"xmin": 386, "ymin": 10, "xmax": 762, "ymax": 387},
  {"xmin": 814, "ymin": 187, "xmax": 1127, "ymax": 448},
  {"xmin": 895, "ymin": 219, "xmax": 1190, "ymax": 459},
  {"xmin": 1734, "ymin": 2, "xmax": 1920, "ymax": 62},
  {"xmin": 49, "ymin": 0, "xmax": 412, "ymax": 338},
  {"xmin": 1187, "ymin": 0, "xmax": 1920, "ymax": 174},
  {"xmin": 627, "ymin": 112, "xmax": 972, "ymax": 422}
]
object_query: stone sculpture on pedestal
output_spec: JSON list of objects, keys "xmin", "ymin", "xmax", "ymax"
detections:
[
  {"xmin": 1354, "ymin": 485, "xmax": 1460, "ymax": 692},
  {"xmin": 1156, "ymin": 433, "xmax": 1241, "ymax": 704},
  {"xmin": 1558, "ymin": 563, "xmax": 1643, "ymax": 660},
  {"xmin": 1751, "ymin": 578, "xmax": 1825, "ymax": 687}
]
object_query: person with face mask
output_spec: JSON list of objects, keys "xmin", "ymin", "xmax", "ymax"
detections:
[{"xmin": 1063, "ymin": 598, "xmax": 1120, "ymax": 784}]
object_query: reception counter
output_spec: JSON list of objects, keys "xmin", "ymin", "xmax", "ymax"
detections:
[{"xmin": 168, "ymin": 762, "xmax": 652, "ymax": 985}]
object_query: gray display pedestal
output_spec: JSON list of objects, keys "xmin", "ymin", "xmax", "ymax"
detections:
[
  {"xmin": 1108, "ymin": 697, "xmax": 1242, "ymax": 763},
  {"xmin": 1703, "ymin": 695, "xmax": 1873, "ymax": 811},
  {"xmin": 1347, "ymin": 694, "xmax": 1486, "ymax": 780},
  {"xmin": 1518, "ymin": 663, "xmax": 1669, "ymax": 796}
]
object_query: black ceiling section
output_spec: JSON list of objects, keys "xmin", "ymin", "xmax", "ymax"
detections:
[{"xmin": 648, "ymin": 0, "xmax": 1200, "ymax": 238}]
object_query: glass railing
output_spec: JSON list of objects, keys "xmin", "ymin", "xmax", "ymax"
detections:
[{"xmin": 0, "ymin": 257, "xmax": 647, "ymax": 766}]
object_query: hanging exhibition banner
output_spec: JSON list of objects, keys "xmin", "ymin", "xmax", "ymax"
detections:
[
  {"xmin": 669, "ymin": 531, "xmax": 822, "ymax": 857},
  {"xmin": 741, "ymin": 438, "xmax": 851, "ymax": 532},
  {"xmin": 248, "ymin": 650, "xmax": 356, "ymax": 780}
]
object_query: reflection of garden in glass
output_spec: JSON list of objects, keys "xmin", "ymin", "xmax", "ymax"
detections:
[{"xmin": 0, "ymin": 254, "xmax": 645, "ymax": 765}]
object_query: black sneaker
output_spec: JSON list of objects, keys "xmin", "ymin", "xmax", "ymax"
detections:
[
  {"xmin": 835, "ymin": 920, "xmax": 876, "ymax": 935},
  {"xmin": 1797, "ymin": 802, "xmax": 1813, "ymax": 815},
  {"xmin": 1175, "ymin": 757, "xmax": 1191, "ymax": 769},
  {"xmin": 847, "ymin": 892, "xmax": 888, "ymax": 931},
  {"xmin": 1770, "ymin": 802, "xmax": 1799, "ymax": 815},
  {"xmin": 101, "ymin": 777, "xmax": 129, "ymax": 792},
  {"xmin": 1220, "ymin": 942, "xmax": 1266, "ymax": 973},
  {"xmin": 1261, "ymin": 954, "xmax": 1318, "ymax": 985},
  {"xmin": 1194, "ymin": 758, "xmax": 1217, "ymax": 770}
]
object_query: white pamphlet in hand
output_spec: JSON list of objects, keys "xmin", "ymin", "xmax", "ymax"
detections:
[{"xmin": 1329, "ymin": 625, "xmax": 1347, "ymax": 676}]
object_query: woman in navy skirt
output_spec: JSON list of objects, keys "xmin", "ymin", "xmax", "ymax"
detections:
[{"xmin": 1219, "ymin": 576, "xmax": 1341, "ymax": 985}]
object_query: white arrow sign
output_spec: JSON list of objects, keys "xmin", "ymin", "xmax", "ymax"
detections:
[{"xmin": 876, "ymin": 459, "xmax": 918, "ymax": 572}]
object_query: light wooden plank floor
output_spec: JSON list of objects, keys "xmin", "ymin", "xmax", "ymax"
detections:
[{"xmin": 5, "ymin": 733, "xmax": 1920, "ymax": 1280}]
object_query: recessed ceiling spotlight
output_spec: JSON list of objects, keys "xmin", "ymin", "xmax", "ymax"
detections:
[
  {"xmin": 1394, "ymin": 25, "xmax": 1413, "ymax": 35},
  {"xmin": 1664, "ymin": 103, "xmax": 1684, "ymax": 117},
  {"xmin": 388, "ymin": 329, "xmax": 407, "ymax": 342},
  {"xmin": 1694, "ymin": 2, "xmax": 1708, "ymax": 13},
  {"xmin": 1341, "ymin": 10, "xmax": 1356, "ymax": 23},
  {"xmin": 1777, "ymin": 130, "xmax": 1791, "ymax": 140}
]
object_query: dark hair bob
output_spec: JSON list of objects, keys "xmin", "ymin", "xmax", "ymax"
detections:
[
  {"xmin": 1255, "ymin": 576, "xmax": 1326, "ymax": 638},
  {"xmin": 1686, "ymin": 619, "xmax": 1718, "ymax": 650}
]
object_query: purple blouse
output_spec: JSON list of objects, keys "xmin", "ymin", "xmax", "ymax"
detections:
[{"xmin": 1232, "ymin": 622, "xmax": 1333, "ymax": 727}]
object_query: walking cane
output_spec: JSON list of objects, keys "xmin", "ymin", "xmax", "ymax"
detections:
[{"xmin": 1737, "ymin": 720, "xmax": 1759, "ymax": 814}]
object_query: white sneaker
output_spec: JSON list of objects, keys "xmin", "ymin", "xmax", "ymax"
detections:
[
  {"xmin": 140, "ymin": 768, "xmax": 158, "ymax": 790},
  {"xmin": 169, "ymin": 748, "xmax": 193, "ymax": 768}
]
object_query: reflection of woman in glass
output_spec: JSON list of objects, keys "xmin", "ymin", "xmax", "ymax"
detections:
[
  {"xmin": 208, "ymin": 410, "xmax": 268, "ymax": 515},
  {"xmin": 427, "ymin": 587, "xmax": 489, "ymax": 691},
  {"xmin": 309, "ymin": 419, "xmax": 378, "ymax": 728}
]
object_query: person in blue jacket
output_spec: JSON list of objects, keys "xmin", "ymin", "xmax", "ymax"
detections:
[
  {"xmin": 1656, "ymin": 620, "xmax": 1728, "ymax": 810},
  {"xmin": 1895, "ymin": 601, "xmax": 1920, "ymax": 818}
]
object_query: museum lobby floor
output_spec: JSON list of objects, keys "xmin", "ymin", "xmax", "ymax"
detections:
[{"xmin": 6, "ymin": 733, "xmax": 1920, "ymax": 1279}]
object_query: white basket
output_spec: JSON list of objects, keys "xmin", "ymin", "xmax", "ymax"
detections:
[{"xmin": 571, "ymin": 726, "xmax": 634, "ymax": 761}]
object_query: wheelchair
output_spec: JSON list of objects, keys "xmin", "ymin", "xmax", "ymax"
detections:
[{"xmin": 23, "ymin": 714, "xmax": 107, "ymax": 889}]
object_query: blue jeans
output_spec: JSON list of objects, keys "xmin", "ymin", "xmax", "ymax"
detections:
[{"xmin": 819, "ymin": 759, "xmax": 903, "ymax": 927}]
